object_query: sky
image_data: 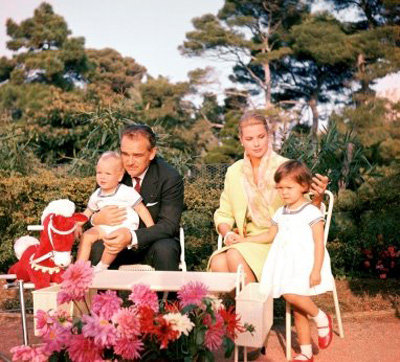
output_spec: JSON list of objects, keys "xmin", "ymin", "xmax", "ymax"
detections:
[
  {"xmin": 0, "ymin": 0, "xmax": 399, "ymax": 102},
  {"xmin": 0, "ymin": 0, "xmax": 229, "ymax": 85}
]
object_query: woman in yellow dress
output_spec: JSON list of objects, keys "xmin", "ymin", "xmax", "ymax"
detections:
[{"xmin": 208, "ymin": 112, "xmax": 328, "ymax": 284}]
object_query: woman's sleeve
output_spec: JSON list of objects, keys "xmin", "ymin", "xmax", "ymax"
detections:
[{"xmin": 214, "ymin": 170, "xmax": 235, "ymax": 231}]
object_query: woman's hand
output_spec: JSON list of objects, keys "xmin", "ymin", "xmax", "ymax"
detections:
[
  {"xmin": 309, "ymin": 269, "xmax": 321, "ymax": 287},
  {"xmin": 92, "ymin": 206, "xmax": 127, "ymax": 226},
  {"xmin": 223, "ymin": 231, "xmax": 241, "ymax": 246}
]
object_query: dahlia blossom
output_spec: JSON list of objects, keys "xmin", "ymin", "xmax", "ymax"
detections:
[
  {"xmin": 219, "ymin": 306, "xmax": 245, "ymax": 339},
  {"xmin": 57, "ymin": 260, "xmax": 93, "ymax": 303},
  {"xmin": 82, "ymin": 314, "xmax": 117, "ymax": 348},
  {"xmin": 11, "ymin": 344, "xmax": 50, "ymax": 362},
  {"xmin": 129, "ymin": 283, "xmax": 158, "ymax": 312},
  {"xmin": 163, "ymin": 312, "xmax": 195, "ymax": 337},
  {"xmin": 177, "ymin": 281, "xmax": 208, "ymax": 307},
  {"xmin": 208, "ymin": 294, "xmax": 224, "ymax": 311},
  {"xmin": 35, "ymin": 309, "xmax": 54, "ymax": 337},
  {"xmin": 91, "ymin": 290, "xmax": 122, "ymax": 320},
  {"xmin": 67, "ymin": 334, "xmax": 103, "ymax": 362},
  {"xmin": 153, "ymin": 316, "xmax": 179, "ymax": 349},
  {"xmin": 114, "ymin": 336, "xmax": 144, "ymax": 360},
  {"xmin": 112, "ymin": 307, "xmax": 141, "ymax": 338},
  {"xmin": 41, "ymin": 323, "xmax": 70, "ymax": 354},
  {"xmin": 204, "ymin": 314, "xmax": 224, "ymax": 351}
]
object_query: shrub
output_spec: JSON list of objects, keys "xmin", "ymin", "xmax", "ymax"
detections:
[{"xmin": 0, "ymin": 171, "xmax": 94, "ymax": 271}]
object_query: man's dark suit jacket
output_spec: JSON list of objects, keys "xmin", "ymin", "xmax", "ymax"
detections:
[{"xmin": 120, "ymin": 156, "xmax": 184, "ymax": 249}]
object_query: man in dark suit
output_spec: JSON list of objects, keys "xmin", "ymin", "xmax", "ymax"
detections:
[{"xmin": 90, "ymin": 124, "xmax": 183, "ymax": 271}]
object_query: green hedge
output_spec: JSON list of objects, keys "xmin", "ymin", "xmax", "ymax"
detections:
[
  {"xmin": 0, "ymin": 171, "xmax": 222, "ymax": 272},
  {"xmin": 1, "ymin": 168, "xmax": 399, "ymax": 278}
]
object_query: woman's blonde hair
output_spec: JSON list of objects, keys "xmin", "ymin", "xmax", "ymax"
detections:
[{"xmin": 238, "ymin": 112, "xmax": 270, "ymax": 136}]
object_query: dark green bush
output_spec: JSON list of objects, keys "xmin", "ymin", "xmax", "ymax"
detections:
[{"xmin": 0, "ymin": 171, "xmax": 94, "ymax": 271}]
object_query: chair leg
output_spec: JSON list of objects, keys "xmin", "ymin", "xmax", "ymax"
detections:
[
  {"xmin": 332, "ymin": 281, "xmax": 344, "ymax": 338},
  {"xmin": 286, "ymin": 302, "xmax": 292, "ymax": 360}
]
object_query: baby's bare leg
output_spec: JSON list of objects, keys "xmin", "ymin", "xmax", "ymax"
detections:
[
  {"xmin": 100, "ymin": 249, "xmax": 117, "ymax": 267},
  {"xmin": 77, "ymin": 227, "xmax": 102, "ymax": 261}
]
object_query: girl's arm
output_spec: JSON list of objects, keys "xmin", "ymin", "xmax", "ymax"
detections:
[
  {"xmin": 239, "ymin": 225, "xmax": 278, "ymax": 244},
  {"xmin": 310, "ymin": 220, "xmax": 325, "ymax": 287},
  {"xmin": 134, "ymin": 202, "xmax": 155, "ymax": 227}
]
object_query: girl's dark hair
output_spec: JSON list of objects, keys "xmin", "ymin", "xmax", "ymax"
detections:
[
  {"xmin": 238, "ymin": 112, "xmax": 269, "ymax": 135},
  {"xmin": 121, "ymin": 124, "xmax": 157, "ymax": 149},
  {"xmin": 274, "ymin": 160, "xmax": 312, "ymax": 192}
]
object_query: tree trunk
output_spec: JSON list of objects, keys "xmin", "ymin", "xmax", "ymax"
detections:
[
  {"xmin": 263, "ymin": 61, "xmax": 272, "ymax": 109},
  {"xmin": 309, "ymin": 96, "xmax": 319, "ymax": 140},
  {"xmin": 339, "ymin": 142, "xmax": 355, "ymax": 190}
]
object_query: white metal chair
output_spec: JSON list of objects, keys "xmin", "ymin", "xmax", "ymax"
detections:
[
  {"xmin": 285, "ymin": 190, "xmax": 344, "ymax": 360},
  {"xmin": 119, "ymin": 227, "xmax": 187, "ymax": 272}
]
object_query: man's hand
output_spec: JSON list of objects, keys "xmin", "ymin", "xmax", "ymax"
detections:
[
  {"xmin": 93, "ymin": 206, "xmax": 127, "ymax": 226},
  {"xmin": 310, "ymin": 173, "xmax": 329, "ymax": 197},
  {"xmin": 103, "ymin": 228, "xmax": 132, "ymax": 254}
]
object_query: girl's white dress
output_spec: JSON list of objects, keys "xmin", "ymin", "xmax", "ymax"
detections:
[{"xmin": 259, "ymin": 202, "xmax": 334, "ymax": 298}]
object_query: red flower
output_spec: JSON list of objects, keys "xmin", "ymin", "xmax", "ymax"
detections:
[
  {"xmin": 218, "ymin": 306, "xmax": 245, "ymax": 339},
  {"xmin": 153, "ymin": 316, "xmax": 179, "ymax": 349},
  {"xmin": 138, "ymin": 305, "xmax": 156, "ymax": 334}
]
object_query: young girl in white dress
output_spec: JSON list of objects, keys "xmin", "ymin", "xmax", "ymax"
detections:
[{"xmin": 239, "ymin": 160, "xmax": 334, "ymax": 361}]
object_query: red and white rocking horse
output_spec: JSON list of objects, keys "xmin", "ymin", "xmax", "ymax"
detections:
[{"xmin": 8, "ymin": 199, "xmax": 87, "ymax": 289}]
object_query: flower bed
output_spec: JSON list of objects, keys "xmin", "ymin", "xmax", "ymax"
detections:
[{"xmin": 11, "ymin": 261, "xmax": 252, "ymax": 361}]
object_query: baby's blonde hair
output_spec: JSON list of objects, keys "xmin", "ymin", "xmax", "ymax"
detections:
[{"xmin": 98, "ymin": 151, "xmax": 124, "ymax": 172}]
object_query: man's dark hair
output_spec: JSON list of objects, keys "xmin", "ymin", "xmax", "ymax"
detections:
[{"xmin": 121, "ymin": 124, "xmax": 157, "ymax": 149}]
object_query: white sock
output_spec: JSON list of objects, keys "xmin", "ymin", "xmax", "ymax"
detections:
[
  {"xmin": 94, "ymin": 261, "xmax": 109, "ymax": 273},
  {"xmin": 312, "ymin": 309, "xmax": 329, "ymax": 337},
  {"xmin": 294, "ymin": 344, "xmax": 312, "ymax": 360}
]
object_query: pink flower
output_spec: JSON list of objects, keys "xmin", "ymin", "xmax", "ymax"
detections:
[
  {"xmin": 92, "ymin": 290, "xmax": 122, "ymax": 320},
  {"xmin": 204, "ymin": 314, "xmax": 224, "ymax": 351},
  {"xmin": 11, "ymin": 344, "xmax": 49, "ymax": 362},
  {"xmin": 67, "ymin": 334, "xmax": 103, "ymax": 362},
  {"xmin": 58, "ymin": 261, "xmax": 93, "ymax": 303},
  {"xmin": 82, "ymin": 314, "xmax": 117, "ymax": 348},
  {"xmin": 178, "ymin": 281, "xmax": 208, "ymax": 307},
  {"xmin": 114, "ymin": 336, "xmax": 144, "ymax": 360},
  {"xmin": 129, "ymin": 284, "xmax": 158, "ymax": 312},
  {"xmin": 113, "ymin": 307, "xmax": 141, "ymax": 338},
  {"xmin": 42, "ymin": 323, "xmax": 70, "ymax": 353},
  {"xmin": 28, "ymin": 345, "xmax": 50, "ymax": 362},
  {"xmin": 11, "ymin": 345, "xmax": 33, "ymax": 361},
  {"xmin": 35, "ymin": 309, "xmax": 54, "ymax": 337},
  {"xmin": 52, "ymin": 308, "xmax": 73, "ymax": 328}
]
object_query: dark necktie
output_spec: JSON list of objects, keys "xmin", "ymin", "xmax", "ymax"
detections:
[{"xmin": 134, "ymin": 177, "xmax": 141, "ymax": 193}]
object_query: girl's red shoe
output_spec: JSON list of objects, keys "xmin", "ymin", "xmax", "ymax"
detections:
[{"xmin": 318, "ymin": 313, "xmax": 333, "ymax": 349}]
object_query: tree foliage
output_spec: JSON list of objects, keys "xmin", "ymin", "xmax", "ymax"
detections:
[{"xmin": 5, "ymin": 2, "xmax": 89, "ymax": 89}]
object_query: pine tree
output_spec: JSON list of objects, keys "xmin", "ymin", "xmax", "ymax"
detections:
[{"xmin": 5, "ymin": 2, "xmax": 89, "ymax": 89}]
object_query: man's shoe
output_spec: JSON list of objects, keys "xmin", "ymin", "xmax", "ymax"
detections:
[
  {"xmin": 318, "ymin": 313, "xmax": 333, "ymax": 349},
  {"xmin": 290, "ymin": 353, "xmax": 314, "ymax": 361}
]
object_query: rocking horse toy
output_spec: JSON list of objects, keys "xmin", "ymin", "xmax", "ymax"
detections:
[{"xmin": 8, "ymin": 199, "xmax": 87, "ymax": 289}]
